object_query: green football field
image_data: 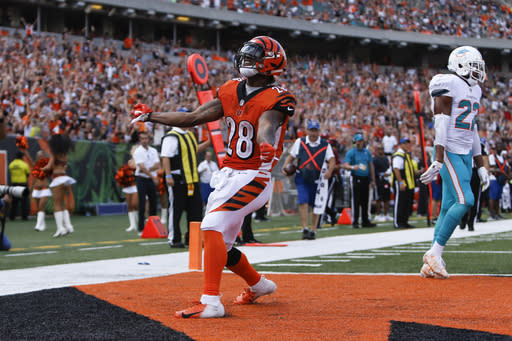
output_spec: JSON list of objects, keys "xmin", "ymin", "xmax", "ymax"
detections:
[{"xmin": 2, "ymin": 211, "xmax": 512, "ymax": 275}]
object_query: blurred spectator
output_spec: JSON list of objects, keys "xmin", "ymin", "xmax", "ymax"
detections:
[
  {"xmin": 177, "ymin": 0, "xmax": 512, "ymax": 40},
  {"xmin": 382, "ymin": 129, "xmax": 398, "ymax": 156},
  {"xmin": 488, "ymin": 142, "xmax": 511, "ymax": 220},
  {"xmin": 197, "ymin": 150, "xmax": 219, "ymax": 207},
  {"xmin": 132, "ymin": 131, "xmax": 161, "ymax": 235},
  {"xmin": 373, "ymin": 144, "xmax": 392, "ymax": 222}
]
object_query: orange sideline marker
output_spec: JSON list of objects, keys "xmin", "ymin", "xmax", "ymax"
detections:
[
  {"xmin": 141, "ymin": 216, "xmax": 168, "ymax": 238},
  {"xmin": 189, "ymin": 221, "xmax": 203, "ymax": 270},
  {"xmin": 337, "ymin": 208, "xmax": 352, "ymax": 225}
]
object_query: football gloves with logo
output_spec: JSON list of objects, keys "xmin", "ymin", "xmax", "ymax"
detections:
[{"xmin": 130, "ymin": 103, "xmax": 153, "ymax": 124}]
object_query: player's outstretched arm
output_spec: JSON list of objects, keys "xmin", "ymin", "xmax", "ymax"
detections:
[{"xmin": 131, "ymin": 99, "xmax": 224, "ymax": 127}]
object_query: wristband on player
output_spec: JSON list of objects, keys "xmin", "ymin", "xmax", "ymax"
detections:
[
  {"xmin": 434, "ymin": 114, "xmax": 450, "ymax": 147},
  {"xmin": 166, "ymin": 174, "xmax": 173, "ymax": 179}
]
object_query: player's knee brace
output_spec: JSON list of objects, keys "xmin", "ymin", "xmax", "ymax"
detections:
[{"xmin": 226, "ymin": 247, "xmax": 242, "ymax": 267}]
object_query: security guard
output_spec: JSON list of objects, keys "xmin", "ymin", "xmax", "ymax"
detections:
[{"xmin": 392, "ymin": 138, "xmax": 416, "ymax": 228}]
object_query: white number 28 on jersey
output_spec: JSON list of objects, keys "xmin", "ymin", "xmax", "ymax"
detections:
[{"xmin": 225, "ymin": 117, "xmax": 255, "ymax": 159}]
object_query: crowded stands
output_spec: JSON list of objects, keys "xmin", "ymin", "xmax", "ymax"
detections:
[
  {"xmin": 178, "ymin": 0, "xmax": 512, "ymax": 40},
  {"xmin": 1, "ymin": 30, "xmax": 511, "ymax": 160}
]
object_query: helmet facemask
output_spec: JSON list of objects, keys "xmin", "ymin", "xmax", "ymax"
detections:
[
  {"xmin": 467, "ymin": 60, "xmax": 486, "ymax": 84},
  {"xmin": 234, "ymin": 37, "xmax": 287, "ymax": 77},
  {"xmin": 235, "ymin": 42, "xmax": 264, "ymax": 78}
]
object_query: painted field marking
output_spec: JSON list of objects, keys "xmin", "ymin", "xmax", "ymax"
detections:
[
  {"xmin": 67, "ymin": 243, "xmax": 92, "ymax": 247},
  {"xmin": 97, "ymin": 241, "xmax": 121, "ymax": 245},
  {"xmin": 257, "ymin": 263, "xmax": 323, "ymax": 267},
  {"xmin": 293, "ymin": 259, "xmax": 352, "ymax": 262},
  {"xmin": 332, "ymin": 255, "xmax": 376, "ymax": 259},
  {"xmin": 347, "ymin": 252, "xmax": 400, "ymax": 256},
  {"xmin": 79, "ymin": 245, "xmax": 123, "ymax": 251},
  {"xmin": 5, "ymin": 251, "xmax": 57, "ymax": 257},
  {"xmin": 139, "ymin": 241, "xmax": 169, "ymax": 246},
  {"xmin": 33, "ymin": 245, "xmax": 62, "ymax": 249},
  {"xmin": 280, "ymin": 230, "xmax": 300, "ymax": 235}
]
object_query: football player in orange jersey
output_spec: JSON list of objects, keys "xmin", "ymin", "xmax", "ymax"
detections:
[{"xmin": 131, "ymin": 36, "xmax": 296, "ymax": 318}]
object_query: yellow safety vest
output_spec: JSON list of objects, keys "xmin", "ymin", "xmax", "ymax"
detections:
[
  {"xmin": 8, "ymin": 158, "xmax": 30, "ymax": 183},
  {"xmin": 392, "ymin": 151, "xmax": 415, "ymax": 190},
  {"xmin": 167, "ymin": 130, "xmax": 199, "ymax": 186}
]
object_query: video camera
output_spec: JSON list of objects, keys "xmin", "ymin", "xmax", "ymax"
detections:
[{"xmin": 0, "ymin": 185, "xmax": 29, "ymax": 199}]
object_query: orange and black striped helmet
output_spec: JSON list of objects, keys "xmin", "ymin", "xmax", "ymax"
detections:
[{"xmin": 235, "ymin": 36, "xmax": 287, "ymax": 76}]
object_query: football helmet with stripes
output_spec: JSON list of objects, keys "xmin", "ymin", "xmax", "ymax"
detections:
[{"xmin": 235, "ymin": 36, "xmax": 287, "ymax": 77}]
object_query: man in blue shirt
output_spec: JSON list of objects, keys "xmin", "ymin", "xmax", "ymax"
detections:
[{"xmin": 343, "ymin": 133, "xmax": 376, "ymax": 228}]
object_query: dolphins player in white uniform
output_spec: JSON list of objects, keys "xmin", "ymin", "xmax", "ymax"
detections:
[{"xmin": 419, "ymin": 46, "xmax": 490, "ymax": 279}]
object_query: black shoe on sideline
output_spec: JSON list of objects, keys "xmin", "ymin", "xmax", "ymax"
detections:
[
  {"xmin": 302, "ymin": 229, "xmax": 310, "ymax": 239},
  {"xmin": 352, "ymin": 223, "xmax": 360, "ymax": 228},
  {"xmin": 170, "ymin": 242, "xmax": 185, "ymax": 248},
  {"xmin": 306, "ymin": 231, "xmax": 316, "ymax": 240},
  {"xmin": 361, "ymin": 222, "xmax": 376, "ymax": 228}
]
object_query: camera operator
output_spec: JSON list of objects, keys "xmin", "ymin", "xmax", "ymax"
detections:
[{"xmin": 0, "ymin": 194, "xmax": 11, "ymax": 210}]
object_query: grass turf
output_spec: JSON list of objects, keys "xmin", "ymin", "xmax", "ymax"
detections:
[{"xmin": 1, "ymin": 212, "xmax": 511, "ymax": 275}]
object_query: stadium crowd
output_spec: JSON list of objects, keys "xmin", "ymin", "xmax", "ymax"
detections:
[
  {"xmin": 179, "ymin": 0, "xmax": 512, "ymax": 40},
  {"xmin": 1, "ymin": 31, "xmax": 511, "ymax": 160}
]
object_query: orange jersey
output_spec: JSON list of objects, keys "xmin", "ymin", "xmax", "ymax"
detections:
[{"xmin": 217, "ymin": 78, "xmax": 296, "ymax": 171}]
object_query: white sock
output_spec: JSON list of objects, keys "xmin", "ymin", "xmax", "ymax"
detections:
[
  {"xmin": 431, "ymin": 241, "xmax": 444, "ymax": 257},
  {"xmin": 200, "ymin": 294, "xmax": 222, "ymax": 306},
  {"xmin": 63, "ymin": 210, "xmax": 74, "ymax": 233},
  {"xmin": 53, "ymin": 211, "xmax": 66, "ymax": 237},
  {"xmin": 250, "ymin": 275, "xmax": 267, "ymax": 292},
  {"xmin": 128, "ymin": 211, "xmax": 137, "ymax": 228},
  {"xmin": 35, "ymin": 211, "xmax": 46, "ymax": 230}
]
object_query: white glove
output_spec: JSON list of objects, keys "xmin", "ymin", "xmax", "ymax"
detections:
[
  {"xmin": 130, "ymin": 114, "xmax": 149, "ymax": 125},
  {"xmin": 420, "ymin": 161, "xmax": 443, "ymax": 184},
  {"xmin": 477, "ymin": 166, "xmax": 490, "ymax": 192}
]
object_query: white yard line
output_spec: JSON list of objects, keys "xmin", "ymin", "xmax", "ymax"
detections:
[{"xmin": 1, "ymin": 220, "xmax": 511, "ymax": 296}]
